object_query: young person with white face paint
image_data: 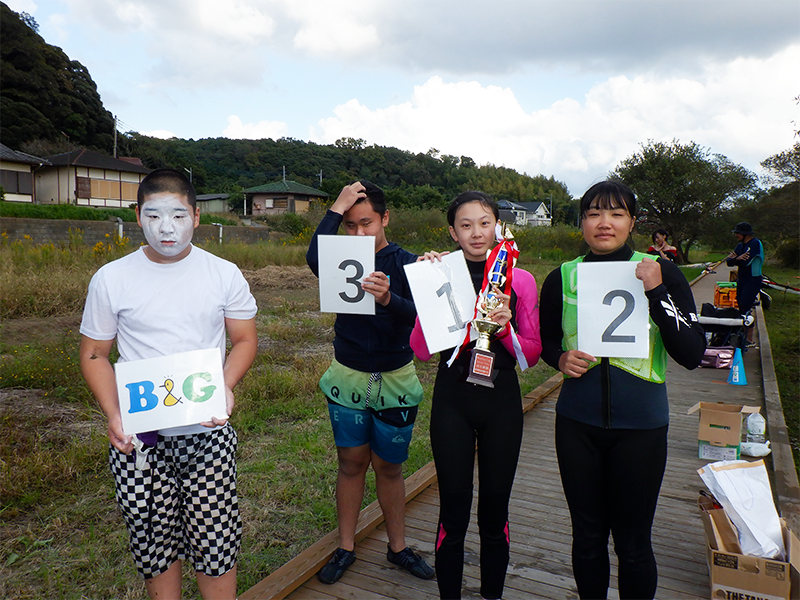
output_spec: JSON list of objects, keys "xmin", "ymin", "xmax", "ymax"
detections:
[{"xmin": 79, "ymin": 168, "xmax": 258, "ymax": 600}]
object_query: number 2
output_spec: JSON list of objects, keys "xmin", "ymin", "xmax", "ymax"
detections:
[
  {"xmin": 602, "ymin": 289, "xmax": 635, "ymax": 343},
  {"xmin": 436, "ymin": 281, "xmax": 466, "ymax": 332},
  {"xmin": 338, "ymin": 259, "xmax": 365, "ymax": 303}
]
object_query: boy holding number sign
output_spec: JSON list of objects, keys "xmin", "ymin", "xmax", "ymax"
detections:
[
  {"xmin": 306, "ymin": 181, "xmax": 434, "ymax": 584},
  {"xmin": 539, "ymin": 181, "xmax": 705, "ymax": 600},
  {"xmin": 79, "ymin": 168, "xmax": 258, "ymax": 600}
]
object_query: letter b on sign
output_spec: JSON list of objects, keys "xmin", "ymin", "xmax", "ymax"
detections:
[{"xmin": 126, "ymin": 381, "xmax": 159, "ymax": 413}]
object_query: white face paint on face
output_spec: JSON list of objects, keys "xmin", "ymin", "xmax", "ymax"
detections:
[{"xmin": 137, "ymin": 193, "xmax": 198, "ymax": 263}]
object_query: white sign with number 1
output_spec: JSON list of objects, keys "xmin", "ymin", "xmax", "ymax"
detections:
[
  {"xmin": 318, "ymin": 235, "xmax": 376, "ymax": 315},
  {"xmin": 404, "ymin": 251, "xmax": 477, "ymax": 354},
  {"xmin": 577, "ymin": 262, "xmax": 649, "ymax": 358}
]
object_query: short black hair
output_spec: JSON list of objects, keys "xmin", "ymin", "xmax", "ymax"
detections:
[
  {"xmin": 446, "ymin": 191, "xmax": 499, "ymax": 226},
  {"xmin": 352, "ymin": 180, "xmax": 386, "ymax": 215},
  {"xmin": 651, "ymin": 228, "xmax": 669, "ymax": 243},
  {"xmin": 137, "ymin": 168, "xmax": 196, "ymax": 210},
  {"xmin": 579, "ymin": 181, "xmax": 636, "ymax": 220}
]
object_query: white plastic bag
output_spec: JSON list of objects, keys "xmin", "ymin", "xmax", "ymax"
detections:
[{"xmin": 697, "ymin": 459, "xmax": 785, "ymax": 559}]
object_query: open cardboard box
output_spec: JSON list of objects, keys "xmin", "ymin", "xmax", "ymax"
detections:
[
  {"xmin": 699, "ymin": 497, "xmax": 800, "ymax": 600},
  {"xmin": 688, "ymin": 402, "xmax": 761, "ymax": 461}
]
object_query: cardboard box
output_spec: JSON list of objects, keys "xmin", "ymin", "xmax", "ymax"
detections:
[
  {"xmin": 701, "ymin": 515, "xmax": 800, "ymax": 600},
  {"xmin": 715, "ymin": 281, "xmax": 739, "ymax": 309},
  {"xmin": 688, "ymin": 402, "xmax": 761, "ymax": 460}
]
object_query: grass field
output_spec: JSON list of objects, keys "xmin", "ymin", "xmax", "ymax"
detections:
[{"xmin": 1, "ymin": 227, "xmax": 796, "ymax": 599}]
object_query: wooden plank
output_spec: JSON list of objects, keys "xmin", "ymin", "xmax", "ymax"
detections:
[{"xmin": 240, "ymin": 463, "xmax": 437, "ymax": 600}]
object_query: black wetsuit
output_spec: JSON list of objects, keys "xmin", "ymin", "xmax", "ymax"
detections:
[{"xmin": 539, "ymin": 245, "xmax": 705, "ymax": 599}]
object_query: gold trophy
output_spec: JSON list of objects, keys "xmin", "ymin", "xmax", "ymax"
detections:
[{"xmin": 466, "ymin": 225, "xmax": 515, "ymax": 388}]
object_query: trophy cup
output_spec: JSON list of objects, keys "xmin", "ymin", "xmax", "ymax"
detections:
[{"xmin": 465, "ymin": 226, "xmax": 515, "ymax": 388}]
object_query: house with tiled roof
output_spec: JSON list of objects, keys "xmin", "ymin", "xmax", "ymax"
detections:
[
  {"xmin": 0, "ymin": 143, "xmax": 50, "ymax": 203},
  {"xmin": 37, "ymin": 148, "xmax": 151, "ymax": 207},
  {"xmin": 243, "ymin": 180, "xmax": 329, "ymax": 216},
  {"xmin": 496, "ymin": 199, "xmax": 552, "ymax": 227}
]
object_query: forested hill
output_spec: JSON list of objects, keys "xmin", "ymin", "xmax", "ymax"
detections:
[
  {"xmin": 119, "ymin": 134, "xmax": 574, "ymax": 214},
  {"xmin": 0, "ymin": 3, "xmax": 574, "ymax": 215},
  {"xmin": 0, "ymin": 3, "xmax": 115, "ymax": 153}
]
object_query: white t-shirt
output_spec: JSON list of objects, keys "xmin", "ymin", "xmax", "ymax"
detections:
[{"xmin": 81, "ymin": 245, "xmax": 257, "ymax": 436}]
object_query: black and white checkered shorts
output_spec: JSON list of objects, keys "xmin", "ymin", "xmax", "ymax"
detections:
[{"xmin": 108, "ymin": 425, "xmax": 241, "ymax": 579}]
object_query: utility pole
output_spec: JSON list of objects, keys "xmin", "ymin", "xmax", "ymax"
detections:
[
  {"xmin": 319, "ymin": 169, "xmax": 323, "ymax": 187},
  {"xmin": 183, "ymin": 167, "xmax": 192, "ymax": 183},
  {"xmin": 282, "ymin": 166, "xmax": 286, "ymax": 181},
  {"xmin": 113, "ymin": 115, "xmax": 118, "ymax": 158}
]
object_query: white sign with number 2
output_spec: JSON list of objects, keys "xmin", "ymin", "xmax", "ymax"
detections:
[
  {"xmin": 577, "ymin": 262, "xmax": 649, "ymax": 358},
  {"xmin": 404, "ymin": 250, "xmax": 477, "ymax": 354},
  {"xmin": 317, "ymin": 235, "xmax": 376, "ymax": 315}
]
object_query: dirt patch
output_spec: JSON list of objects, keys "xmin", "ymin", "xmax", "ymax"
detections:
[
  {"xmin": 0, "ymin": 389, "xmax": 98, "ymax": 437},
  {"xmin": 241, "ymin": 266, "xmax": 318, "ymax": 290},
  {"xmin": 0, "ymin": 314, "xmax": 82, "ymax": 348}
]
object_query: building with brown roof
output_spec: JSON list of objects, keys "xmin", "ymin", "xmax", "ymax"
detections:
[
  {"xmin": 37, "ymin": 148, "xmax": 151, "ymax": 207},
  {"xmin": 243, "ymin": 180, "xmax": 328, "ymax": 216}
]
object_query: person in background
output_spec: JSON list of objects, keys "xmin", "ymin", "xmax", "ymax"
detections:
[
  {"xmin": 539, "ymin": 181, "xmax": 705, "ymax": 600},
  {"xmin": 306, "ymin": 181, "xmax": 434, "ymax": 585},
  {"xmin": 647, "ymin": 228, "xmax": 678, "ymax": 261},
  {"xmin": 726, "ymin": 221, "xmax": 764, "ymax": 347},
  {"xmin": 411, "ymin": 191, "xmax": 542, "ymax": 599}
]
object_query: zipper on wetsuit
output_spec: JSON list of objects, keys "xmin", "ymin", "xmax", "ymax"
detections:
[{"xmin": 601, "ymin": 357, "xmax": 611, "ymax": 428}]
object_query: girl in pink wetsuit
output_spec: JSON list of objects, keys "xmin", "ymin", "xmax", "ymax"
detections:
[{"xmin": 411, "ymin": 191, "xmax": 541, "ymax": 599}]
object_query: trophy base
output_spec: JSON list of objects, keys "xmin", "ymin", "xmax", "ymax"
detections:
[{"xmin": 466, "ymin": 347, "xmax": 495, "ymax": 388}]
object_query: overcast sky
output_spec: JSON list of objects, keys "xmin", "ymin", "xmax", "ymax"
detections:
[{"xmin": 8, "ymin": 0, "xmax": 800, "ymax": 195}]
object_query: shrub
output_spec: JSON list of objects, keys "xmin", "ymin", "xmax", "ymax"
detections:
[{"xmin": 774, "ymin": 238, "xmax": 800, "ymax": 268}]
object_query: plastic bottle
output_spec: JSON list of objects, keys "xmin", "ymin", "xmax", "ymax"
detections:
[{"xmin": 746, "ymin": 412, "xmax": 766, "ymax": 444}]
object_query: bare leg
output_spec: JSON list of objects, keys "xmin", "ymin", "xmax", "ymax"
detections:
[
  {"xmin": 145, "ymin": 560, "xmax": 182, "ymax": 600},
  {"xmin": 372, "ymin": 451, "xmax": 406, "ymax": 553},
  {"xmin": 196, "ymin": 565, "xmax": 237, "ymax": 600},
  {"xmin": 336, "ymin": 444, "xmax": 371, "ymax": 550}
]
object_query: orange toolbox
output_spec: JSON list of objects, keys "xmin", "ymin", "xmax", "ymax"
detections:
[{"xmin": 714, "ymin": 282, "xmax": 738, "ymax": 309}]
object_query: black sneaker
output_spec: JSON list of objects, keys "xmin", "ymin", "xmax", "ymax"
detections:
[
  {"xmin": 386, "ymin": 545, "xmax": 435, "ymax": 580},
  {"xmin": 318, "ymin": 548, "xmax": 356, "ymax": 584}
]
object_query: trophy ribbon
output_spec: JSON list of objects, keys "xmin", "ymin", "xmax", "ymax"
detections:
[{"xmin": 447, "ymin": 223, "xmax": 526, "ymax": 387}]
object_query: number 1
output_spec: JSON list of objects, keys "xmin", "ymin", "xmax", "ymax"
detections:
[{"xmin": 436, "ymin": 281, "xmax": 466, "ymax": 332}]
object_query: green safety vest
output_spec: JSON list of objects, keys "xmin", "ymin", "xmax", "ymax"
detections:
[{"xmin": 560, "ymin": 252, "xmax": 667, "ymax": 383}]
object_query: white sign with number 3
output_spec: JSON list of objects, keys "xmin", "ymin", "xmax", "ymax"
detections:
[
  {"xmin": 404, "ymin": 250, "xmax": 477, "ymax": 354},
  {"xmin": 318, "ymin": 235, "xmax": 376, "ymax": 315},
  {"xmin": 577, "ymin": 262, "xmax": 649, "ymax": 358}
]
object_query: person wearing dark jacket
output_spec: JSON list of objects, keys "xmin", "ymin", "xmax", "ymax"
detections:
[
  {"xmin": 306, "ymin": 181, "xmax": 434, "ymax": 585},
  {"xmin": 726, "ymin": 222, "xmax": 763, "ymax": 346},
  {"xmin": 539, "ymin": 181, "xmax": 706, "ymax": 600}
]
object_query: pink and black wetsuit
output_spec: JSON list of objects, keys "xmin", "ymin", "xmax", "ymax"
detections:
[{"xmin": 411, "ymin": 259, "xmax": 541, "ymax": 600}]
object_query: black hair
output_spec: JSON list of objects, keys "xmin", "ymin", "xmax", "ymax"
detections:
[
  {"xmin": 352, "ymin": 180, "xmax": 386, "ymax": 215},
  {"xmin": 446, "ymin": 191, "xmax": 499, "ymax": 226},
  {"xmin": 651, "ymin": 228, "xmax": 669, "ymax": 243},
  {"xmin": 137, "ymin": 168, "xmax": 196, "ymax": 210},
  {"xmin": 579, "ymin": 181, "xmax": 636, "ymax": 221}
]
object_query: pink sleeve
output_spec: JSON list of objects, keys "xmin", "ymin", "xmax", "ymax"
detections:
[
  {"xmin": 499, "ymin": 268, "xmax": 542, "ymax": 367},
  {"xmin": 410, "ymin": 315, "xmax": 434, "ymax": 362}
]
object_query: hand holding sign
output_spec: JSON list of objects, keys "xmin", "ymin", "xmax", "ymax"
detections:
[
  {"xmin": 114, "ymin": 348, "xmax": 228, "ymax": 435},
  {"xmin": 577, "ymin": 262, "xmax": 649, "ymax": 358}
]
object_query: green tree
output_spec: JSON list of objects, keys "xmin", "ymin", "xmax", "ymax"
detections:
[
  {"xmin": 761, "ymin": 142, "xmax": 800, "ymax": 185},
  {"xmin": 613, "ymin": 140, "xmax": 758, "ymax": 263},
  {"xmin": 1, "ymin": 3, "xmax": 114, "ymax": 152}
]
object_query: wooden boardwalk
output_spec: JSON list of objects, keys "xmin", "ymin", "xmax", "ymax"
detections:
[{"xmin": 242, "ymin": 266, "xmax": 799, "ymax": 599}]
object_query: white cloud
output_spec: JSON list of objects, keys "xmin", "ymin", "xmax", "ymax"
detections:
[
  {"xmin": 285, "ymin": 0, "xmax": 380, "ymax": 58},
  {"xmin": 139, "ymin": 129, "xmax": 178, "ymax": 139},
  {"xmin": 223, "ymin": 115, "xmax": 288, "ymax": 140},
  {"xmin": 4, "ymin": 0, "xmax": 38, "ymax": 14},
  {"xmin": 311, "ymin": 45, "xmax": 800, "ymax": 195}
]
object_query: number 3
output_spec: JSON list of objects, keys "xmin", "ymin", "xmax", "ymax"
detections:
[
  {"xmin": 602, "ymin": 289, "xmax": 635, "ymax": 343},
  {"xmin": 338, "ymin": 259, "xmax": 365, "ymax": 303}
]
